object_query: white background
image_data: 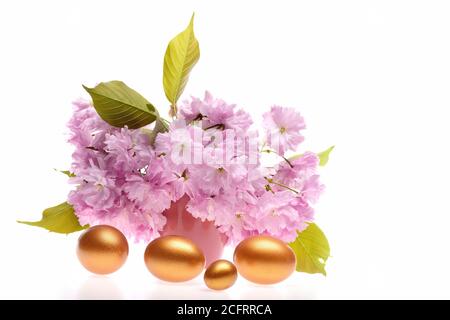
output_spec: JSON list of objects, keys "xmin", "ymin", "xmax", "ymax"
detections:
[{"xmin": 1, "ymin": 0, "xmax": 450, "ymax": 299}]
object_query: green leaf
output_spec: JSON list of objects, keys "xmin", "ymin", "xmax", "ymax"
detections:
[
  {"xmin": 163, "ymin": 13, "xmax": 200, "ymax": 107},
  {"xmin": 54, "ymin": 169, "xmax": 75, "ymax": 177},
  {"xmin": 288, "ymin": 223, "xmax": 330, "ymax": 275},
  {"xmin": 18, "ymin": 202, "xmax": 88, "ymax": 234},
  {"xmin": 317, "ymin": 146, "xmax": 335, "ymax": 166},
  {"xmin": 83, "ymin": 81, "xmax": 157, "ymax": 129}
]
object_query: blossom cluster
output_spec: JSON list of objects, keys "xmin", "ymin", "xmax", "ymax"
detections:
[{"xmin": 67, "ymin": 92, "xmax": 324, "ymax": 243}]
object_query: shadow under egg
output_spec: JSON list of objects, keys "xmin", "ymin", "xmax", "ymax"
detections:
[{"xmin": 77, "ymin": 275, "xmax": 123, "ymax": 300}]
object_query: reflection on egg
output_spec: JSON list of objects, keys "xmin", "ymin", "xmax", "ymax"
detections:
[
  {"xmin": 204, "ymin": 259, "xmax": 237, "ymax": 290},
  {"xmin": 144, "ymin": 235, "xmax": 205, "ymax": 282},
  {"xmin": 233, "ymin": 235, "xmax": 296, "ymax": 284},
  {"xmin": 77, "ymin": 225, "xmax": 129, "ymax": 275}
]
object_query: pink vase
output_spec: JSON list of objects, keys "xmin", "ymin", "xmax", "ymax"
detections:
[{"xmin": 161, "ymin": 195, "xmax": 226, "ymax": 267}]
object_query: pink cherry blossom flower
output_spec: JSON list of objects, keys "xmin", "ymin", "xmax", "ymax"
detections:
[
  {"xmin": 247, "ymin": 191, "xmax": 303, "ymax": 242},
  {"xmin": 155, "ymin": 120, "xmax": 204, "ymax": 170},
  {"xmin": 66, "ymin": 94, "xmax": 325, "ymax": 244},
  {"xmin": 179, "ymin": 91, "xmax": 252, "ymax": 132},
  {"xmin": 263, "ymin": 105, "xmax": 306, "ymax": 155},
  {"xmin": 274, "ymin": 152, "xmax": 324, "ymax": 203},
  {"xmin": 69, "ymin": 160, "xmax": 118, "ymax": 210},
  {"xmin": 275, "ymin": 152, "xmax": 319, "ymax": 184},
  {"xmin": 104, "ymin": 127, "xmax": 154, "ymax": 172}
]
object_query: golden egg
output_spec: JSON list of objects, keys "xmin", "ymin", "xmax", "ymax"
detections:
[
  {"xmin": 77, "ymin": 225, "xmax": 129, "ymax": 275},
  {"xmin": 204, "ymin": 259, "xmax": 238, "ymax": 290},
  {"xmin": 233, "ymin": 235, "xmax": 296, "ymax": 284},
  {"xmin": 144, "ymin": 235, "xmax": 205, "ymax": 282}
]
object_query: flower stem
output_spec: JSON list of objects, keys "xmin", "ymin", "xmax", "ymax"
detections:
[
  {"xmin": 265, "ymin": 177, "xmax": 299, "ymax": 194},
  {"xmin": 261, "ymin": 149, "xmax": 294, "ymax": 168},
  {"xmin": 205, "ymin": 123, "xmax": 225, "ymax": 130},
  {"xmin": 170, "ymin": 103, "xmax": 178, "ymax": 118},
  {"xmin": 160, "ymin": 117, "xmax": 171, "ymax": 125}
]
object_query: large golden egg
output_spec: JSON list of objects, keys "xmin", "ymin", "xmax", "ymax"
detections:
[
  {"xmin": 144, "ymin": 235, "xmax": 205, "ymax": 282},
  {"xmin": 77, "ymin": 225, "xmax": 129, "ymax": 275},
  {"xmin": 233, "ymin": 235, "xmax": 296, "ymax": 284},
  {"xmin": 204, "ymin": 259, "xmax": 238, "ymax": 290}
]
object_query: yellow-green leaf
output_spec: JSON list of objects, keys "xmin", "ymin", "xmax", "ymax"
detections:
[
  {"xmin": 288, "ymin": 223, "xmax": 330, "ymax": 275},
  {"xmin": 83, "ymin": 81, "xmax": 157, "ymax": 129},
  {"xmin": 18, "ymin": 202, "xmax": 88, "ymax": 234},
  {"xmin": 163, "ymin": 14, "xmax": 200, "ymax": 107},
  {"xmin": 54, "ymin": 169, "xmax": 75, "ymax": 177},
  {"xmin": 317, "ymin": 146, "xmax": 335, "ymax": 166}
]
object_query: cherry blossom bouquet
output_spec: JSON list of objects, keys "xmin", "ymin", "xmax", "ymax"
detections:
[{"xmin": 20, "ymin": 15, "xmax": 332, "ymax": 275}]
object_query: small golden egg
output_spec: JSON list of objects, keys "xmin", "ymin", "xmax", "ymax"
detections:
[
  {"xmin": 77, "ymin": 225, "xmax": 129, "ymax": 275},
  {"xmin": 234, "ymin": 235, "xmax": 296, "ymax": 284},
  {"xmin": 144, "ymin": 235, "xmax": 205, "ymax": 282},
  {"xmin": 204, "ymin": 259, "xmax": 238, "ymax": 290}
]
